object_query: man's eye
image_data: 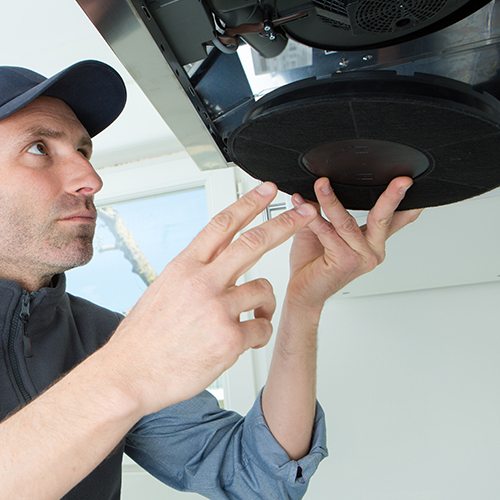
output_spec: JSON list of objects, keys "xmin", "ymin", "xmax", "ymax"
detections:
[
  {"xmin": 78, "ymin": 148, "xmax": 92, "ymax": 160},
  {"xmin": 27, "ymin": 143, "xmax": 47, "ymax": 156}
]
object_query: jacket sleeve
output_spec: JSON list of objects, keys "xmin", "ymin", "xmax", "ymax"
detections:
[{"xmin": 124, "ymin": 389, "xmax": 328, "ymax": 500}]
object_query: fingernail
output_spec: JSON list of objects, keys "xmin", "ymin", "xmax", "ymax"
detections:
[
  {"xmin": 256, "ymin": 182, "xmax": 275, "ymax": 196},
  {"xmin": 399, "ymin": 184, "xmax": 412, "ymax": 195},
  {"xmin": 294, "ymin": 193, "xmax": 305, "ymax": 204},
  {"xmin": 320, "ymin": 180, "xmax": 332, "ymax": 195},
  {"xmin": 295, "ymin": 203, "xmax": 315, "ymax": 216}
]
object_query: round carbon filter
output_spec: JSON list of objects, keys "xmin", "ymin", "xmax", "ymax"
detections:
[
  {"xmin": 276, "ymin": 0, "xmax": 491, "ymax": 51},
  {"xmin": 227, "ymin": 71, "xmax": 500, "ymax": 210}
]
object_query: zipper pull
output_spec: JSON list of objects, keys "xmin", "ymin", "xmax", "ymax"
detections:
[{"xmin": 20, "ymin": 293, "xmax": 33, "ymax": 358}]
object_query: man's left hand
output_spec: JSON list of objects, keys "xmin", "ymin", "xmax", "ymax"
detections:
[{"xmin": 286, "ymin": 176, "xmax": 423, "ymax": 311}]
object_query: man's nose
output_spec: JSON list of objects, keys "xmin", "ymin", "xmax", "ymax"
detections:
[{"xmin": 65, "ymin": 152, "xmax": 103, "ymax": 196}]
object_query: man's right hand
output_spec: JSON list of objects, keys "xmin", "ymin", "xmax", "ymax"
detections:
[{"xmin": 100, "ymin": 181, "xmax": 317, "ymax": 416}]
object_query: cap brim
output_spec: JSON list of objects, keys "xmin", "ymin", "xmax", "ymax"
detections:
[{"xmin": 0, "ymin": 60, "xmax": 127, "ymax": 137}]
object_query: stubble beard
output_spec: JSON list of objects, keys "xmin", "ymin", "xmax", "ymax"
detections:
[
  {"xmin": 46, "ymin": 223, "xmax": 95, "ymax": 272},
  {"xmin": 0, "ymin": 194, "xmax": 98, "ymax": 279},
  {"xmin": 43, "ymin": 196, "xmax": 97, "ymax": 273}
]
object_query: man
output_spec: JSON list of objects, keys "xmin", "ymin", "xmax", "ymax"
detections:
[{"xmin": 0, "ymin": 60, "xmax": 421, "ymax": 499}]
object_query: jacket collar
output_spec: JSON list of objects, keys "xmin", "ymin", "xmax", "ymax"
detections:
[{"xmin": 0, "ymin": 274, "xmax": 67, "ymax": 333}]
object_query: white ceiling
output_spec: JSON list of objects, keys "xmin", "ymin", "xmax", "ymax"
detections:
[{"xmin": 0, "ymin": 0, "xmax": 184, "ymax": 168}]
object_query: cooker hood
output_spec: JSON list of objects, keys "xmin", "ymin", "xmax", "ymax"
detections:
[{"xmin": 76, "ymin": 0, "xmax": 500, "ymax": 210}]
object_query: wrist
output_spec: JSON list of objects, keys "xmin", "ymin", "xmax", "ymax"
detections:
[
  {"xmin": 79, "ymin": 344, "xmax": 146, "ymax": 423},
  {"xmin": 283, "ymin": 291, "xmax": 324, "ymax": 324}
]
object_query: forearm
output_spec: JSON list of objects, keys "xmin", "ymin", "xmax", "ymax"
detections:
[
  {"xmin": 261, "ymin": 296, "xmax": 321, "ymax": 460},
  {"xmin": 262, "ymin": 176, "xmax": 419, "ymax": 461},
  {"xmin": 0, "ymin": 347, "xmax": 142, "ymax": 500}
]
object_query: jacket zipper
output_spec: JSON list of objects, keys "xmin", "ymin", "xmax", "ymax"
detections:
[
  {"xmin": 7, "ymin": 291, "xmax": 33, "ymax": 403},
  {"xmin": 20, "ymin": 293, "xmax": 33, "ymax": 358}
]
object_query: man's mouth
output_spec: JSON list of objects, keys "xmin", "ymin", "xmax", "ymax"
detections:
[{"xmin": 59, "ymin": 210, "xmax": 97, "ymax": 223}]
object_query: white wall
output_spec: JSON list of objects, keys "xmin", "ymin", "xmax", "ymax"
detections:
[{"xmin": 310, "ymin": 281, "xmax": 500, "ymax": 500}]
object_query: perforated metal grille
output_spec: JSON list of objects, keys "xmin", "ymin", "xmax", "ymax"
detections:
[
  {"xmin": 318, "ymin": 17, "xmax": 351, "ymax": 30},
  {"xmin": 355, "ymin": 0, "xmax": 449, "ymax": 33},
  {"xmin": 314, "ymin": 0, "xmax": 348, "ymax": 16},
  {"xmin": 314, "ymin": 0, "xmax": 351, "ymax": 30}
]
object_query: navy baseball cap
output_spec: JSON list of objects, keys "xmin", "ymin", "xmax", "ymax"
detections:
[{"xmin": 0, "ymin": 60, "xmax": 127, "ymax": 137}]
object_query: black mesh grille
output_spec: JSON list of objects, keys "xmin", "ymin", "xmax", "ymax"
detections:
[
  {"xmin": 313, "ymin": 0, "xmax": 348, "ymax": 16},
  {"xmin": 355, "ymin": 0, "xmax": 449, "ymax": 33},
  {"xmin": 314, "ymin": 0, "xmax": 351, "ymax": 30},
  {"xmin": 318, "ymin": 17, "xmax": 351, "ymax": 30}
]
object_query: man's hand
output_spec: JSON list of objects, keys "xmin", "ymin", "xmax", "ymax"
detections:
[
  {"xmin": 261, "ymin": 176, "xmax": 422, "ymax": 460},
  {"xmin": 101, "ymin": 182, "xmax": 317, "ymax": 416},
  {"xmin": 286, "ymin": 176, "xmax": 423, "ymax": 310}
]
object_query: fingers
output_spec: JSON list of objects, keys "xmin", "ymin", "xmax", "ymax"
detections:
[
  {"xmin": 226, "ymin": 278, "xmax": 276, "ymax": 322},
  {"xmin": 214, "ymin": 201, "xmax": 317, "ymax": 285},
  {"xmin": 363, "ymin": 176, "xmax": 414, "ymax": 248},
  {"xmin": 239, "ymin": 317, "xmax": 274, "ymax": 350},
  {"xmin": 311, "ymin": 176, "xmax": 417, "ymax": 253},
  {"xmin": 385, "ymin": 208, "xmax": 424, "ymax": 239},
  {"xmin": 312, "ymin": 178, "xmax": 373, "ymax": 256},
  {"xmin": 185, "ymin": 182, "xmax": 279, "ymax": 264},
  {"xmin": 229, "ymin": 279, "xmax": 276, "ymax": 351}
]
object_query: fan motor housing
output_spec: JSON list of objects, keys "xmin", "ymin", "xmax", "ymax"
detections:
[
  {"xmin": 277, "ymin": 0, "xmax": 492, "ymax": 50},
  {"xmin": 206, "ymin": 0, "xmax": 492, "ymax": 56}
]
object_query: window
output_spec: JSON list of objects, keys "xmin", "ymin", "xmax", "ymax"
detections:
[{"xmin": 66, "ymin": 188, "xmax": 208, "ymax": 314}]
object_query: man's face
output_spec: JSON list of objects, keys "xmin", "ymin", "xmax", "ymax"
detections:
[{"xmin": 0, "ymin": 96, "xmax": 103, "ymax": 286}]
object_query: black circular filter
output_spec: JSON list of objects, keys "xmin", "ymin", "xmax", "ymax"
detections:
[{"xmin": 227, "ymin": 71, "xmax": 500, "ymax": 210}]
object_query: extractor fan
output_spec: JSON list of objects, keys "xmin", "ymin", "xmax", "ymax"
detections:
[
  {"xmin": 77, "ymin": 0, "xmax": 500, "ymax": 209},
  {"xmin": 141, "ymin": 0, "xmax": 492, "ymax": 62}
]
